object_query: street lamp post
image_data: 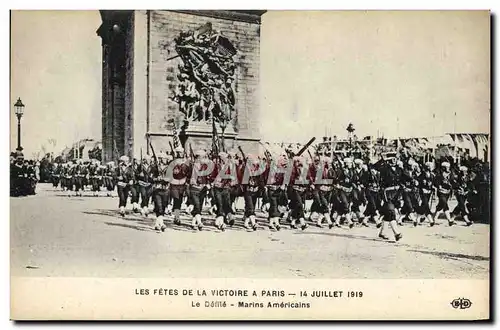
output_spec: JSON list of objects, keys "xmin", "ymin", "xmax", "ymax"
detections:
[{"xmin": 14, "ymin": 98, "xmax": 25, "ymax": 152}]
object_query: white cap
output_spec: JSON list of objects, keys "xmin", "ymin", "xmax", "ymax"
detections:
[
  {"xmin": 354, "ymin": 158, "xmax": 363, "ymax": 165},
  {"xmin": 245, "ymin": 154, "xmax": 258, "ymax": 164},
  {"xmin": 119, "ymin": 156, "xmax": 129, "ymax": 163},
  {"xmin": 460, "ymin": 165, "xmax": 468, "ymax": 172},
  {"xmin": 442, "ymin": 162, "xmax": 450, "ymax": 168},
  {"xmin": 157, "ymin": 152, "xmax": 167, "ymax": 159},
  {"xmin": 344, "ymin": 158, "xmax": 353, "ymax": 164},
  {"xmin": 320, "ymin": 156, "xmax": 332, "ymax": 163},
  {"xmin": 195, "ymin": 149, "xmax": 207, "ymax": 157},
  {"xmin": 425, "ymin": 162, "xmax": 433, "ymax": 168}
]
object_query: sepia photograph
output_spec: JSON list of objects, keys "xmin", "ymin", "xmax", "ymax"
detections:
[{"xmin": 9, "ymin": 9, "xmax": 491, "ymax": 320}]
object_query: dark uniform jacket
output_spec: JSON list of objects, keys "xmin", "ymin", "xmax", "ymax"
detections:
[
  {"xmin": 434, "ymin": 171, "xmax": 453, "ymax": 195},
  {"xmin": 115, "ymin": 164, "xmax": 134, "ymax": 187},
  {"xmin": 380, "ymin": 164, "xmax": 401, "ymax": 189},
  {"xmin": 419, "ymin": 170, "xmax": 434, "ymax": 195}
]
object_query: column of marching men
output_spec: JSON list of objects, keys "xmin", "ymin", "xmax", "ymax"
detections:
[{"xmin": 48, "ymin": 146, "xmax": 482, "ymax": 241}]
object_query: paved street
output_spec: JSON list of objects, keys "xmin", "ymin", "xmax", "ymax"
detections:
[{"xmin": 11, "ymin": 183, "xmax": 490, "ymax": 279}]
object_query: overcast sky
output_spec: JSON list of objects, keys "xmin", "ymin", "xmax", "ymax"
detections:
[{"xmin": 10, "ymin": 10, "xmax": 490, "ymax": 157}]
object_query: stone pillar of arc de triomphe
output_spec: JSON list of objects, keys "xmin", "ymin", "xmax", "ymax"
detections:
[{"xmin": 96, "ymin": 10, "xmax": 265, "ymax": 162}]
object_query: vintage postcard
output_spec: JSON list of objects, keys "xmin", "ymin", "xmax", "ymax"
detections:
[{"xmin": 10, "ymin": 10, "xmax": 490, "ymax": 320}]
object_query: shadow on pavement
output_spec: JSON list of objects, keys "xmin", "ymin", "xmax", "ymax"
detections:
[
  {"xmin": 407, "ymin": 249, "xmax": 489, "ymax": 262},
  {"xmin": 85, "ymin": 208, "xmax": 344, "ymax": 236},
  {"xmin": 103, "ymin": 221, "xmax": 152, "ymax": 232},
  {"xmin": 296, "ymin": 230, "xmax": 396, "ymax": 244}
]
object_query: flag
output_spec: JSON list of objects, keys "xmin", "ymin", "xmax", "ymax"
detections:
[
  {"xmin": 172, "ymin": 130, "xmax": 181, "ymax": 149},
  {"xmin": 167, "ymin": 117, "xmax": 181, "ymax": 149},
  {"xmin": 215, "ymin": 35, "xmax": 237, "ymax": 57},
  {"xmin": 194, "ymin": 22, "xmax": 212, "ymax": 38},
  {"xmin": 212, "ymin": 118, "xmax": 220, "ymax": 156}
]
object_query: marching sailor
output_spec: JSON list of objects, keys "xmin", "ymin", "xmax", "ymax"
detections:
[
  {"xmin": 115, "ymin": 155, "xmax": 134, "ymax": 216},
  {"xmin": 378, "ymin": 156, "xmax": 403, "ymax": 241},
  {"xmin": 288, "ymin": 155, "xmax": 308, "ymax": 230},
  {"xmin": 103, "ymin": 161, "xmax": 116, "ymax": 196},
  {"xmin": 11, "ymin": 152, "xmax": 26, "ymax": 196},
  {"xmin": 309, "ymin": 155, "xmax": 334, "ymax": 229},
  {"xmin": 51, "ymin": 163, "xmax": 61, "ymax": 189},
  {"xmin": 418, "ymin": 162, "xmax": 435, "ymax": 226},
  {"xmin": 452, "ymin": 165, "xmax": 473, "ymax": 226},
  {"xmin": 212, "ymin": 151, "xmax": 237, "ymax": 231},
  {"xmin": 130, "ymin": 158, "xmax": 141, "ymax": 213},
  {"xmin": 63, "ymin": 161, "xmax": 74, "ymax": 193},
  {"xmin": 188, "ymin": 148, "xmax": 212, "ymax": 230},
  {"xmin": 89, "ymin": 160, "xmax": 102, "ymax": 197},
  {"xmin": 266, "ymin": 152, "xmax": 289, "ymax": 231},
  {"xmin": 137, "ymin": 155, "xmax": 154, "ymax": 217},
  {"xmin": 352, "ymin": 158, "xmax": 368, "ymax": 226},
  {"xmin": 170, "ymin": 146, "xmax": 189, "ymax": 225},
  {"xmin": 71, "ymin": 159, "xmax": 86, "ymax": 197},
  {"xmin": 151, "ymin": 152, "xmax": 170, "ymax": 231},
  {"xmin": 362, "ymin": 164, "xmax": 382, "ymax": 227},
  {"xmin": 334, "ymin": 158, "xmax": 355, "ymax": 228},
  {"xmin": 399, "ymin": 159, "xmax": 420, "ymax": 226},
  {"xmin": 242, "ymin": 154, "xmax": 265, "ymax": 231},
  {"xmin": 433, "ymin": 161, "xmax": 454, "ymax": 226},
  {"xmin": 229, "ymin": 149, "xmax": 243, "ymax": 214}
]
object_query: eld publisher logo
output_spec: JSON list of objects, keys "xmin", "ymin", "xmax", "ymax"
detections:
[{"xmin": 451, "ymin": 298, "xmax": 472, "ymax": 309}]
